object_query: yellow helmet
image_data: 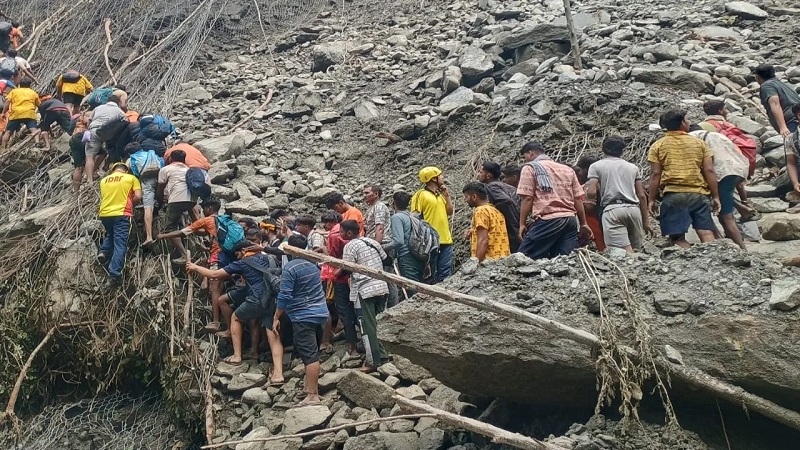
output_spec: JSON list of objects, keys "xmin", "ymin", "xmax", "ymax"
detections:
[
  {"xmin": 110, "ymin": 162, "xmax": 130, "ymax": 172},
  {"xmin": 418, "ymin": 166, "xmax": 442, "ymax": 184}
]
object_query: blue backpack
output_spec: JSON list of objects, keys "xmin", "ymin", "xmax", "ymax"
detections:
[
  {"xmin": 139, "ymin": 114, "xmax": 175, "ymax": 139},
  {"xmin": 215, "ymin": 215, "xmax": 245, "ymax": 253},
  {"xmin": 129, "ymin": 150, "xmax": 163, "ymax": 178},
  {"xmin": 86, "ymin": 87, "xmax": 114, "ymax": 109},
  {"xmin": 185, "ymin": 167, "xmax": 211, "ymax": 200}
]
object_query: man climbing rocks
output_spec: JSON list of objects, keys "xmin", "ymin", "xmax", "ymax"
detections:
[
  {"xmin": 97, "ymin": 162, "xmax": 142, "ymax": 284},
  {"xmin": 340, "ymin": 219, "xmax": 390, "ymax": 372},
  {"xmin": 56, "ymin": 70, "xmax": 93, "ymax": 115},
  {"xmin": 157, "ymin": 149, "xmax": 198, "ymax": 263},
  {"xmin": 1, "ymin": 77, "xmax": 40, "ymax": 149},
  {"xmin": 688, "ymin": 125, "xmax": 749, "ymax": 249},
  {"xmin": 37, "ymin": 95, "xmax": 71, "ymax": 149},
  {"xmin": 463, "ymin": 182, "xmax": 510, "ymax": 262},
  {"xmin": 648, "ymin": 109, "xmax": 719, "ymax": 249},
  {"xmin": 477, "ymin": 161, "xmax": 520, "ymax": 252},
  {"xmin": 385, "ymin": 191, "xmax": 424, "ymax": 290},
  {"xmin": 517, "ymin": 141, "xmax": 592, "ymax": 259},
  {"xmin": 362, "ymin": 184, "xmax": 398, "ymax": 306},
  {"xmin": 70, "ymin": 109, "xmax": 92, "ymax": 193},
  {"xmin": 9, "ymin": 22, "xmax": 22, "ymax": 50},
  {"xmin": 0, "ymin": 50, "xmax": 35, "ymax": 84},
  {"xmin": 326, "ymin": 213, "xmax": 359, "ymax": 360},
  {"xmin": 754, "ymin": 64, "xmax": 800, "ymax": 137},
  {"xmin": 86, "ymin": 95, "xmax": 125, "ymax": 183},
  {"xmin": 165, "ymin": 141, "xmax": 210, "ymax": 170},
  {"xmin": 125, "ymin": 142, "xmax": 163, "ymax": 246},
  {"xmin": 411, "ymin": 166, "xmax": 453, "ymax": 282},
  {"xmin": 324, "ymin": 191, "xmax": 364, "ymax": 235},
  {"xmin": 274, "ymin": 234, "xmax": 330, "ymax": 406},
  {"xmin": 574, "ymin": 156, "xmax": 604, "ymax": 251},
  {"xmin": 586, "ymin": 136, "xmax": 651, "ymax": 254},
  {"xmin": 187, "ymin": 240, "xmax": 277, "ymax": 365}
]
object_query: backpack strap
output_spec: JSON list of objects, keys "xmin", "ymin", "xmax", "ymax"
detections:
[{"xmin": 356, "ymin": 238, "xmax": 390, "ymax": 266}]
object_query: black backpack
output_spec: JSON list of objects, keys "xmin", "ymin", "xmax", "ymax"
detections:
[
  {"xmin": 241, "ymin": 256, "xmax": 281, "ymax": 311},
  {"xmin": 94, "ymin": 116, "xmax": 129, "ymax": 141},
  {"xmin": 0, "ymin": 22, "xmax": 11, "ymax": 37},
  {"xmin": 185, "ymin": 167, "xmax": 211, "ymax": 200},
  {"xmin": 62, "ymin": 70, "xmax": 81, "ymax": 83}
]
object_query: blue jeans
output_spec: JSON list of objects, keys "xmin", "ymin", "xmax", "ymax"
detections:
[
  {"xmin": 430, "ymin": 244, "xmax": 453, "ymax": 283},
  {"xmin": 100, "ymin": 216, "xmax": 132, "ymax": 279},
  {"xmin": 518, "ymin": 216, "xmax": 578, "ymax": 260}
]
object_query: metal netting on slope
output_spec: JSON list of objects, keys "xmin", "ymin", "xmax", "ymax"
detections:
[{"xmin": 0, "ymin": 392, "xmax": 195, "ymax": 450}]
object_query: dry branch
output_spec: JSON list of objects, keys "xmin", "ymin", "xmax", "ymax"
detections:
[
  {"xmin": 103, "ymin": 18, "xmax": 117, "ymax": 85},
  {"xmin": 184, "ymin": 250, "xmax": 193, "ymax": 333},
  {"xmin": 394, "ymin": 396, "xmax": 565, "ymax": 450},
  {"xmin": 280, "ymin": 245, "xmax": 800, "ymax": 432},
  {"xmin": 230, "ymin": 89, "xmax": 275, "ymax": 132},
  {"xmin": 201, "ymin": 413, "xmax": 435, "ymax": 449},
  {"xmin": 204, "ymin": 361, "xmax": 215, "ymax": 444},
  {"xmin": 562, "ymin": 0, "xmax": 582, "ymax": 70}
]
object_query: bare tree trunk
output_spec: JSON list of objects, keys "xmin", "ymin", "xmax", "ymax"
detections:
[{"xmin": 562, "ymin": 0, "xmax": 582, "ymax": 69}]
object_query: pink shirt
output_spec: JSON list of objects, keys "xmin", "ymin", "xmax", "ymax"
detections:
[{"xmin": 516, "ymin": 159, "xmax": 584, "ymax": 221}]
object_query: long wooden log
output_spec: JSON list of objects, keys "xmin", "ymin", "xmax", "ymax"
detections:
[
  {"xmin": 280, "ymin": 245, "xmax": 800, "ymax": 432},
  {"xmin": 102, "ymin": 18, "xmax": 117, "ymax": 85},
  {"xmin": 394, "ymin": 396, "xmax": 565, "ymax": 450}
]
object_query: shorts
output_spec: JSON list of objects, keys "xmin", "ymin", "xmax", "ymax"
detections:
[
  {"xmin": 292, "ymin": 321, "xmax": 324, "ymax": 365},
  {"xmin": 39, "ymin": 110, "xmax": 71, "ymax": 132},
  {"xmin": 85, "ymin": 134, "xmax": 106, "ymax": 157},
  {"xmin": 602, "ymin": 205, "xmax": 644, "ymax": 249},
  {"xmin": 718, "ymin": 175, "xmax": 743, "ymax": 216},
  {"xmin": 227, "ymin": 288, "xmax": 269, "ymax": 321},
  {"xmin": 5, "ymin": 119, "xmax": 37, "ymax": 132},
  {"xmin": 164, "ymin": 201, "xmax": 196, "ymax": 232},
  {"xmin": 140, "ymin": 176, "xmax": 157, "ymax": 208},
  {"xmin": 659, "ymin": 192, "xmax": 714, "ymax": 236},
  {"xmin": 62, "ymin": 92, "xmax": 84, "ymax": 105},
  {"xmin": 69, "ymin": 133, "xmax": 86, "ymax": 167}
]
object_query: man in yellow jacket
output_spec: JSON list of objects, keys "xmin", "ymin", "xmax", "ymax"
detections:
[
  {"xmin": 411, "ymin": 166, "xmax": 454, "ymax": 283},
  {"xmin": 1, "ymin": 77, "xmax": 40, "ymax": 149},
  {"xmin": 98, "ymin": 162, "xmax": 142, "ymax": 283},
  {"xmin": 56, "ymin": 71, "xmax": 93, "ymax": 115}
]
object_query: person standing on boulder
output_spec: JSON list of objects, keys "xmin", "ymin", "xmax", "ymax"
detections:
[
  {"xmin": 463, "ymin": 182, "xmax": 510, "ymax": 262},
  {"xmin": 97, "ymin": 162, "xmax": 142, "ymax": 284},
  {"xmin": 362, "ymin": 184, "xmax": 399, "ymax": 306},
  {"xmin": 517, "ymin": 141, "xmax": 592, "ymax": 259},
  {"xmin": 754, "ymin": 64, "xmax": 800, "ymax": 137},
  {"xmin": 69, "ymin": 109, "xmax": 92, "ymax": 193},
  {"xmin": 125, "ymin": 142, "xmax": 163, "ymax": 246},
  {"xmin": 157, "ymin": 149, "xmax": 199, "ymax": 263},
  {"xmin": 586, "ymin": 136, "xmax": 651, "ymax": 253},
  {"xmin": 411, "ymin": 167, "xmax": 454, "ymax": 282},
  {"xmin": 477, "ymin": 162, "xmax": 520, "ymax": 253},
  {"xmin": 339, "ymin": 219, "xmax": 390, "ymax": 373},
  {"xmin": 274, "ymin": 234, "xmax": 330, "ymax": 406},
  {"xmin": 648, "ymin": 109, "xmax": 720, "ymax": 249},
  {"xmin": 36, "ymin": 95, "xmax": 71, "ymax": 149}
]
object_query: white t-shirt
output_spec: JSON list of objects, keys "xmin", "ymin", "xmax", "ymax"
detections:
[
  {"xmin": 689, "ymin": 130, "xmax": 749, "ymax": 181},
  {"xmin": 0, "ymin": 57, "xmax": 30, "ymax": 72}
]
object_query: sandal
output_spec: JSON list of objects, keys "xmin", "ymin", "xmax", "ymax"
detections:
[
  {"xmin": 203, "ymin": 322, "xmax": 221, "ymax": 333},
  {"xmin": 221, "ymin": 356, "xmax": 243, "ymax": 366},
  {"xmin": 263, "ymin": 368, "xmax": 285, "ymax": 388},
  {"xmin": 292, "ymin": 392, "xmax": 322, "ymax": 408}
]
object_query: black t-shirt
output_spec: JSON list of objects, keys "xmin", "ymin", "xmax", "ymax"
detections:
[{"xmin": 760, "ymin": 78, "xmax": 800, "ymax": 130}]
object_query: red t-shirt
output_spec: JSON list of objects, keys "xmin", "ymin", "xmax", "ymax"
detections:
[{"xmin": 326, "ymin": 224, "xmax": 349, "ymax": 283}]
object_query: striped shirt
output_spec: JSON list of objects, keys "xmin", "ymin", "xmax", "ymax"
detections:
[
  {"xmin": 647, "ymin": 131, "xmax": 713, "ymax": 195},
  {"xmin": 342, "ymin": 238, "xmax": 389, "ymax": 307},
  {"xmin": 276, "ymin": 259, "xmax": 329, "ymax": 324},
  {"xmin": 365, "ymin": 201, "xmax": 392, "ymax": 244}
]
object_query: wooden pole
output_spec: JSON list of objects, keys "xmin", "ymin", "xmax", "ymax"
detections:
[
  {"xmin": 394, "ymin": 396, "xmax": 565, "ymax": 450},
  {"xmin": 562, "ymin": 0, "xmax": 582, "ymax": 70},
  {"xmin": 280, "ymin": 245, "xmax": 800, "ymax": 432},
  {"xmin": 184, "ymin": 250, "xmax": 193, "ymax": 333},
  {"xmin": 102, "ymin": 18, "xmax": 117, "ymax": 85}
]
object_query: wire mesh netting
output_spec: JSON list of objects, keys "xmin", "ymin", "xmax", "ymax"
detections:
[{"xmin": 0, "ymin": 392, "xmax": 194, "ymax": 449}]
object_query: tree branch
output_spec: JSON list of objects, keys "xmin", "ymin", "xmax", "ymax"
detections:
[{"xmin": 103, "ymin": 18, "xmax": 117, "ymax": 85}]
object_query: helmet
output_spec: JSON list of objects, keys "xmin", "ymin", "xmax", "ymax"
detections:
[
  {"xmin": 110, "ymin": 162, "xmax": 129, "ymax": 172},
  {"xmin": 418, "ymin": 166, "xmax": 442, "ymax": 184}
]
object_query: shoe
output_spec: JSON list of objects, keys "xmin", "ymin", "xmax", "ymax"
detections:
[
  {"xmin": 171, "ymin": 257, "xmax": 187, "ymax": 265},
  {"xmin": 97, "ymin": 252, "xmax": 109, "ymax": 265}
]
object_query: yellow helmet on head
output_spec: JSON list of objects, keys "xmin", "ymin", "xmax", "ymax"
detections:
[
  {"xmin": 110, "ymin": 162, "xmax": 129, "ymax": 172},
  {"xmin": 418, "ymin": 166, "xmax": 442, "ymax": 184}
]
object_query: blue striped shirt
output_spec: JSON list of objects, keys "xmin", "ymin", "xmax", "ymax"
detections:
[{"xmin": 277, "ymin": 259, "xmax": 329, "ymax": 324}]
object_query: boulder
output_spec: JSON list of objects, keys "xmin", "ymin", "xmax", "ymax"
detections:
[
  {"xmin": 241, "ymin": 387, "xmax": 272, "ymax": 405},
  {"xmin": 458, "ymin": 46, "xmax": 494, "ymax": 80},
  {"xmin": 750, "ymin": 197, "xmax": 789, "ymax": 213},
  {"xmin": 439, "ymin": 87, "xmax": 474, "ymax": 115},
  {"xmin": 745, "ymin": 184, "xmax": 777, "ymax": 198},
  {"xmin": 630, "ymin": 67, "xmax": 714, "ymax": 93},
  {"xmin": 379, "ymin": 243, "xmax": 800, "ymax": 408},
  {"xmin": 312, "ymin": 41, "xmax": 349, "ymax": 72},
  {"xmin": 726, "ymin": 115, "xmax": 767, "ymax": 136},
  {"xmin": 180, "ymin": 86, "xmax": 212, "ymax": 101},
  {"xmin": 393, "ymin": 355, "xmax": 432, "ymax": 383},
  {"xmin": 227, "ymin": 373, "xmax": 267, "ymax": 393},
  {"xmin": 282, "ymin": 405, "xmax": 332, "ymax": 434},
  {"xmin": 759, "ymin": 213, "xmax": 800, "ymax": 241},
  {"xmin": 725, "ymin": 1, "xmax": 768, "ymax": 20},
  {"xmin": 354, "ymin": 100, "xmax": 380, "ymax": 123},
  {"xmin": 194, "ymin": 130, "xmax": 257, "ymax": 164},
  {"xmin": 343, "ymin": 432, "xmax": 419, "ymax": 450},
  {"xmin": 235, "ymin": 427, "xmax": 271, "ymax": 450},
  {"xmin": 770, "ymin": 279, "xmax": 800, "ymax": 311},
  {"xmin": 495, "ymin": 23, "xmax": 570, "ymax": 50},
  {"xmin": 693, "ymin": 26, "xmax": 741, "ymax": 41},
  {"xmin": 632, "ymin": 43, "xmax": 679, "ymax": 61},
  {"xmin": 337, "ymin": 371, "xmax": 396, "ymax": 409},
  {"xmin": 418, "ymin": 428, "xmax": 445, "ymax": 450}
]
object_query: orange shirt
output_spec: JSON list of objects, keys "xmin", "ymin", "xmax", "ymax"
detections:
[
  {"xmin": 182, "ymin": 216, "xmax": 220, "ymax": 259},
  {"xmin": 165, "ymin": 143, "xmax": 211, "ymax": 170},
  {"xmin": 342, "ymin": 207, "xmax": 364, "ymax": 236}
]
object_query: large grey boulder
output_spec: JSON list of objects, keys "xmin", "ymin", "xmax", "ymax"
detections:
[
  {"xmin": 770, "ymin": 279, "xmax": 800, "ymax": 311},
  {"xmin": 379, "ymin": 243, "xmax": 800, "ymax": 408},
  {"xmin": 632, "ymin": 43, "xmax": 679, "ymax": 61},
  {"xmin": 495, "ymin": 23, "xmax": 569, "ymax": 50},
  {"xmin": 693, "ymin": 26, "xmax": 741, "ymax": 41},
  {"xmin": 343, "ymin": 432, "xmax": 419, "ymax": 450},
  {"xmin": 439, "ymin": 87, "xmax": 474, "ymax": 115},
  {"xmin": 312, "ymin": 41, "xmax": 349, "ymax": 72},
  {"xmin": 458, "ymin": 46, "xmax": 494, "ymax": 80},
  {"xmin": 337, "ymin": 371, "xmax": 396, "ymax": 409},
  {"xmin": 759, "ymin": 213, "xmax": 800, "ymax": 241},
  {"xmin": 630, "ymin": 67, "xmax": 714, "ymax": 93},
  {"xmin": 725, "ymin": 1, "xmax": 768, "ymax": 20},
  {"xmin": 282, "ymin": 405, "xmax": 331, "ymax": 434},
  {"xmin": 194, "ymin": 130, "xmax": 257, "ymax": 164}
]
